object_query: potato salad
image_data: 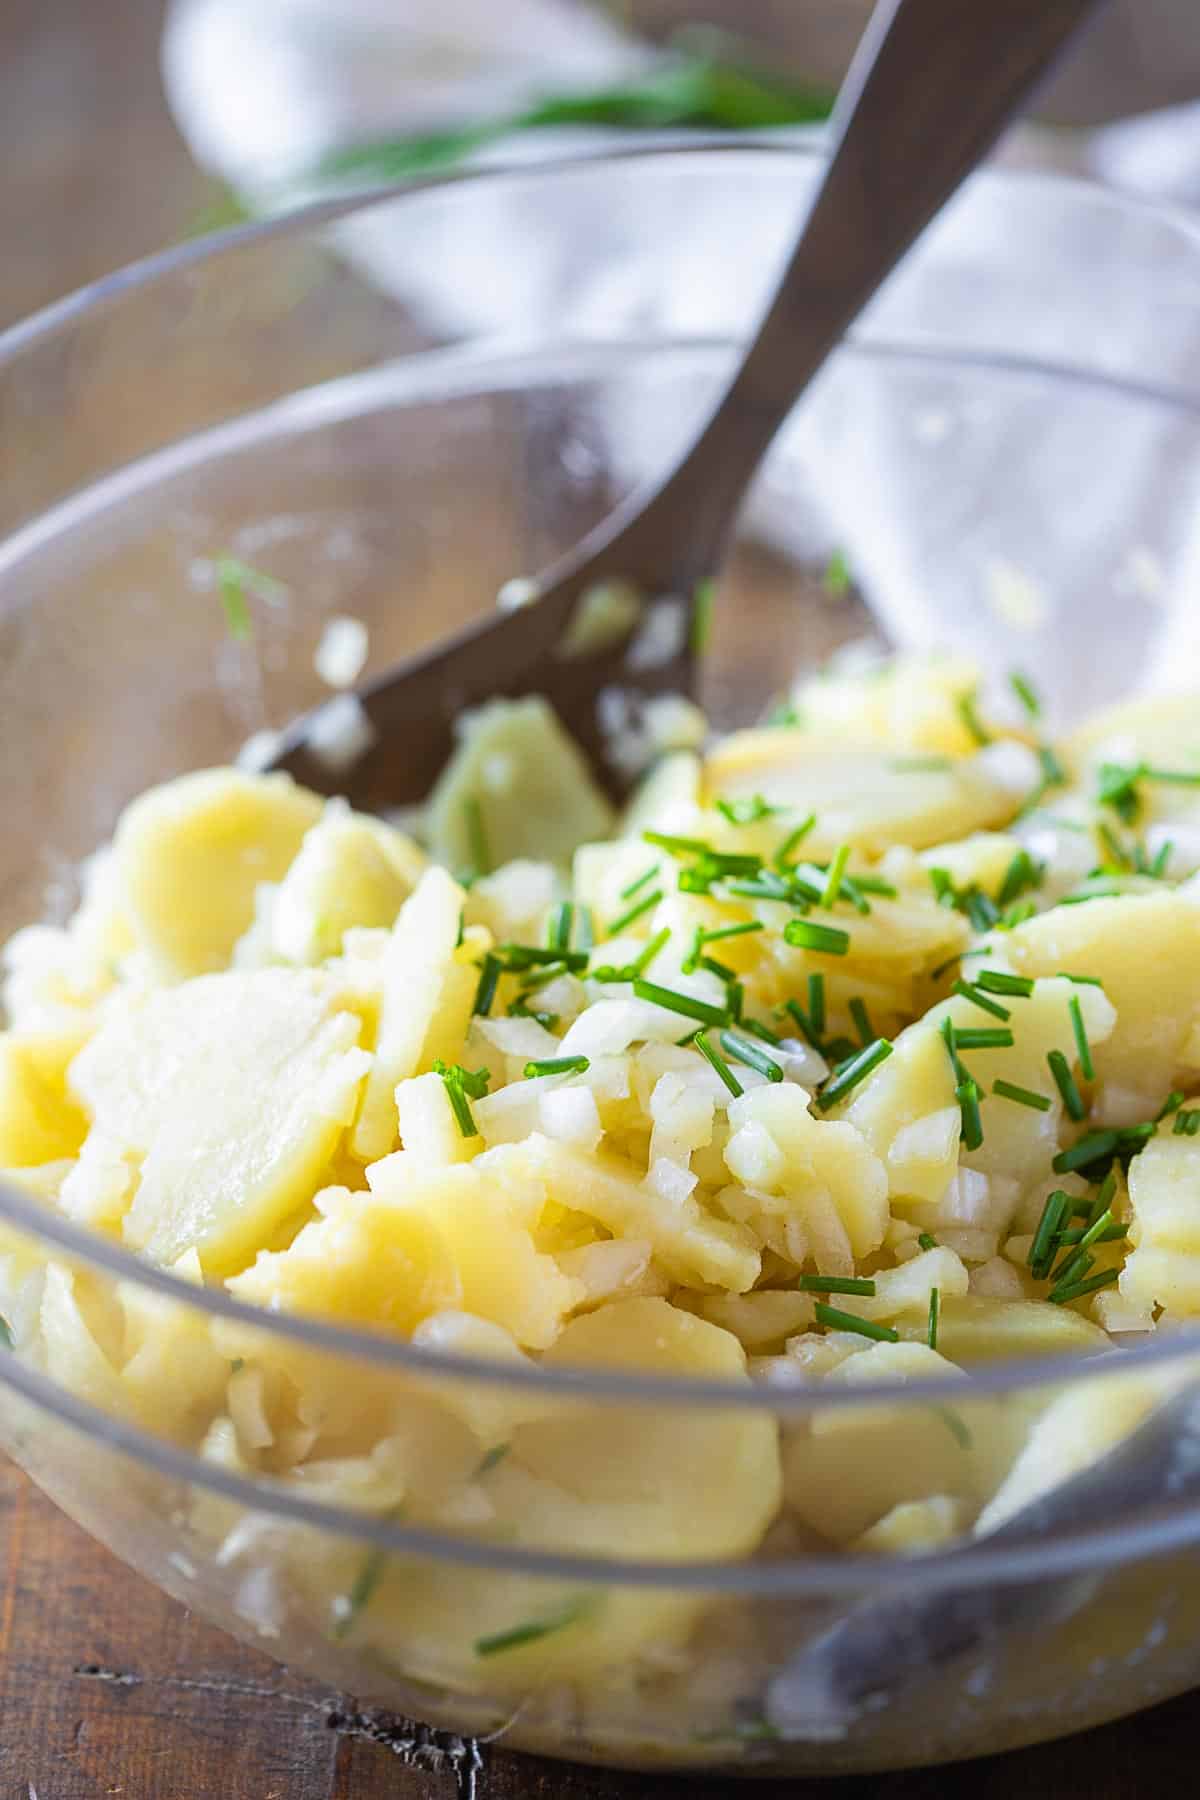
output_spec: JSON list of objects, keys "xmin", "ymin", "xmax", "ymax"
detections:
[{"xmin": 3, "ymin": 654, "xmax": 1200, "ymax": 1697}]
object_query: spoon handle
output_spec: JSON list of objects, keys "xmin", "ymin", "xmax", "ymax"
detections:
[{"xmin": 655, "ymin": 0, "xmax": 1108, "ymax": 549}]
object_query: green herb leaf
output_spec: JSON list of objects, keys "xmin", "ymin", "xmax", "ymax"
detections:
[
  {"xmin": 1010, "ymin": 671, "xmax": 1041, "ymax": 719},
  {"xmin": 605, "ymin": 888, "xmax": 663, "ymax": 938},
  {"xmin": 472, "ymin": 952, "xmax": 501, "ymax": 1018},
  {"xmin": 975, "ymin": 970, "xmax": 1034, "ymax": 997},
  {"xmin": 783, "ymin": 919, "xmax": 850, "ymax": 956},
  {"xmin": 1069, "ymin": 993, "xmax": 1095, "ymax": 1082},
  {"xmin": 927, "ymin": 1285, "xmax": 940, "ymax": 1351},
  {"xmin": 691, "ymin": 575, "xmax": 716, "ymax": 655},
  {"xmin": 1053, "ymin": 1130, "xmax": 1119, "ymax": 1175},
  {"xmin": 994, "ymin": 1077, "xmax": 1052, "ymax": 1112},
  {"xmin": 1047, "ymin": 1049, "xmax": 1086, "ymax": 1121},
  {"xmin": 476, "ymin": 1443, "xmax": 511, "ymax": 1477},
  {"xmin": 952, "ymin": 979, "xmax": 1011, "ymax": 1022},
  {"xmin": 524, "ymin": 1056, "xmax": 590, "ymax": 1079},
  {"xmin": 475, "ymin": 1598, "xmax": 591, "ymax": 1659},
  {"xmin": 620, "ymin": 863, "xmax": 660, "ymax": 901},
  {"xmin": 797, "ymin": 1274, "xmax": 876, "ymax": 1296},
  {"xmin": 694, "ymin": 1030, "xmax": 744, "ymax": 1098},
  {"xmin": 817, "ymin": 1038, "xmax": 893, "ymax": 1109},
  {"xmin": 633, "ymin": 977, "xmax": 728, "ymax": 1028},
  {"xmin": 957, "ymin": 687, "xmax": 991, "ymax": 747},
  {"xmin": 715, "ymin": 793, "xmax": 780, "ymax": 826},
  {"xmin": 956, "ymin": 1077, "xmax": 984, "ymax": 1152},
  {"xmin": 814, "ymin": 1302, "xmax": 898, "ymax": 1343}
]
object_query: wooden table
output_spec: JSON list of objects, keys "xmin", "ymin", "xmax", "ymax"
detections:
[{"xmin": 2, "ymin": 2, "xmax": 1198, "ymax": 1794}]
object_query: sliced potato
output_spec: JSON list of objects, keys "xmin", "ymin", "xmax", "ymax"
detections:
[
  {"xmin": 0, "ymin": 1027, "xmax": 90, "ymax": 1166},
  {"xmin": 723, "ymin": 1085, "xmax": 888, "ymax": 1261},
  {"xmin": 114, "ymin": 769, "xmax": 322, "ymax": 979},
  {"xmin": 426, "ymin": 696, "xmax": 615, "ymax": 872},
  {"xmin": 895, "ymin": 1293, "xmax": 1110, "ymax": 1361},
  {"xmin": 69, "ymin": 968, "xmax": 368, "ymax": 1274},
  {"xmin": 270, "ymin": 803, "xmax": 426, "ymax": 964},
  {"xmin": 1122, "ymin": 1133, "xmax": 1200, "ymax": 1318}
]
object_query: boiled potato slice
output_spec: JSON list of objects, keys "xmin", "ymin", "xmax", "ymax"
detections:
[
  {"xmin": 270, "ymin": 803, "xmax": 426, "ymax": 964},
  {"xmin": 1063, "ymin": 691, "xmax": 1200, "ymax": 799},
  {"xmin": 704, "ymin": 735, "xmax": 1017, "ymax": 856},
  {"xmin": 838, "ymin": 977, "xmax": 1116, "ymax": 1195},
  {"xmin": 723, "ymin": 1085, "xmax": 888, "ymax": 1261},
  {"xmin": 426, "ymin": 697, "xmax": 614, "ymax": 872},
  {"xmin": 1122, "ymin": 1134, "xmax": 1200, "ymax": 1318},
  {"xmin": 1003, "ymin": 893, "xmax": 1200, "ymax": 1103},
  {"xmin": 114, "ymin": 769, "xmax": 322, "ymax": 978},
  {"xmin": 229, "ymin": 1183, "xmax": 463, "ymax": 1335},
  {"xmin": 790, "ymin": 654, "xmax": 987, "ymax": 757},
  {"xmin": 364, "ymin": 1157, "xmax": 583, "ymax": 1348},
  {"xmin": 894, "ymin": 1294, "xmax": 1110, "ymax": 1361},
  {"xmin": 621, "ymin": 750, "xmax": 703, "ymax": 838},
  {"xmin": 351, "ymin": 866, "xmax": 466, "ymax": 1163},
  {"xmin": 0, "ymin": 1027, "xmax": 90, "ymax": 1166},
  {"xmin": 69, "ymin": 968, "xmax": 369, "ymax": 1274}
]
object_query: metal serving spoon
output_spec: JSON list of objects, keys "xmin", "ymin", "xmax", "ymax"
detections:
[{"xmin": 271, "ymin": 0, "xmax": 1106, "ymax": 809}]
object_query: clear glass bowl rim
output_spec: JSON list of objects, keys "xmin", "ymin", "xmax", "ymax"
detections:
[{"xmin": 3, "ymin": 142, "xmax": 1200, "ymax": 1481}]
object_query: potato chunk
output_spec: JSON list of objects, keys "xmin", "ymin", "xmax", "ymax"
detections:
[
  {"xmin": 69, "ymin": 968, "xmax": 368, "ymax": 1273},
  {"xmin": 1122, "ymin": 1133, "xmax": 1200, "ymax": 1318},
  {"xmin": 269, "ymin": 803, "xmax": 426, "ymax": 964},
  {"xmin": 723, "ymin": 1084, "xmax": 888, "ymax": 1261},
  {"xmin": 115, "ymin": 768, "xmax": 322, "ymax": 979},
  {"xmin": 0, "ymin": 1027, "xmax": 89, "ymax": 1166}
]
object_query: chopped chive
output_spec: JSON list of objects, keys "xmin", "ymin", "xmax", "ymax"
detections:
[
  {"xmin": 727, "ymin": 979, "xmax": 745, "ymax": 1023},
  {"xmin": 1157, "ymin": 1090, "xmax": 1185, "ymax": 1122},
  {"xmin": 774, "ymin": 814, "xmax": 817, "ymax": 869},
  {"xmin": 475, "ymin": 1601, "xmax": 589, "ymax": 1659},
  {"xmin": 1053, "ymin": 1130, "xmax": 1119, "ymax": 1174},
  {"xmin": 1117, "ymin": 1122, "xmax": 1156, "ymax": 1150},
  {"xmin": 940, "ymin": 1016, "xmax": 970, "ymax": 1085},
  {"xmin": 432, "ymin": 1059, "xmax": 490, "ymax": 1137},
  {"xmin": 719, "ymin": 1030, "xmax": 784, "ymax": 1083},
  {"xmin": 933, "ymin": 1406, "xmax": 972, "ymax": 1450},
  {"xmin": 1096, "ymin": 820, "xmax": 1131, "ymax": 870},
  {"xmin": 814, "ymin": 1302, "xmax": 898, "ymax": 1343},
  {"xmin": 333, "ymin": 1543, "xmax": 390, "ymax": 1640},
  {"xmin": 618, "ymin": 864, "xmax": 658, "ymax": 907},
  {"xmin": 808, "ymin": 973, "xmax": 827, "ymax": 1036},
  {"xmin": 999, "ymin": 899, "xmax": 1037, "ymax": 930},
  {"xmin": 476, "ymin": 1443, "xmax": 511, "ymax": 1477},
  {"xmin": 507, "ymin": 999, "xmax": 558, "ymax": 1028},
  {"xmin": 996, "ymin": 849, "xmax": 1043, "ymax": 909},
  {"xmin": 1174, "ymin": 1108, "xmax": 1200, "ymax": 1136},
  {"xmin": 917, "ymin": 1232, "xmax": 938, "ymax": 1252},
  {"xmin": 952, "ymin": 980, "xmax": 1011, "ymax": 1021},
  {"xmin": 797, "ymin": 1274, "xmax": 877, "ymax": 1296},
  {"xmin": 927, "ymin": 1286, "xmax": 940, "ymax": 1351},
  {"xmin": 1029, "ymin": 1190, "xmax": 1071, "ymax": 1279},
  {"xmin": 823, "ymin": 546, "xmax": 851, "ymax": 596},
  {"xmin": 546, "ymin": 901, "xmax": 573, "ymax": 952},
  {"xmin": 994, "ymin": 1077, "xmax": 1052, "ymax": 1112},
  {"xmin": 1058, "ymin": 971, "xmax": 1103, "ymax": 987},
  {"xmin": 699, "ymin": 953, "xmax": 736, "ymax": 983},
  {"xmin": 817, "ymin": 1038, "xmax": 893, "ymax": 1109},
  {"xmin": 716, "ymin": 793, "xmax": 781, "ymax": 825},
  {"xmin": 929, "ymin": 866, "xmax": 957, "ymax": 908},
  {"xmin": 1010, "ymin": 671, "xmax": 1041, "ymax": 719},
  {"xmin": 954, "ymin": 1027, "xmax": 1014, "ymax": 1049},
  {"xmin": 783, "ymin": 998, "xmax": 820, "ymax": 1050},
  {"xmin": 1057, "ymin": 1221, "xmax": 1126, "ymax": 1247},
  {"xmin": 1047, "ymin": 1050, "xmax": 1086, "ymax": 1121},
  {"xmin": 821, "ymin": 844, "xmax": 851, "ymax": 910},
  {"xmin": 472, "ymin": 952, "xmax": 501, "ymax": 1017},
  {"xmin": 976, "ymin": 970, "xmax": 1034, "ymax": 997},
  {"xmin": 631, "ymin": 927, "xmax": 670, "ymax": 978},
  {"xmin": 850, "ymin": 874, "xmax": 898, "ymax": 898},
  {"xmin": 1037, "ymin": 744, "xmax": 1067, "ymax": 789},
  {"xmin": 724, "ymin": 877, "xmax": 792, "ymax": 904},
  {"xmin": 1087, "ymin": 1168, "xmax": 1118, "ymax": 1221},
  {"xmin": 702, "ymin": 920, "xmax": 765, "ymax": 947},
  {"xmin": 642, "ymin": 830, "xmax": 712, "ymax": 857},
  {"xmin": 523, "ymin": 1055, "xmax": 590, "ymax": 1079},
  {"xmin": 784, "ymin": 919, "xmax": 850, "ymax": 956},
  {"xmin": 633, "ymin": 978, "xmax": 728, "ymax": 1027},
  {"xmin": 606, "ymin": 889, "xmax": 662, "ymax": 938},
  {"xmin": 741, "ymin": 1016, "xmax": 781, "ymax": 1046},
  {"xmin": 518, "ymin": 961, "xmax": 573, "ymax": 991},
  {"xmin": 1049, "ymin": 1208, "xmax": 1115, "ymax": 1288},
  {"xmin": 694, "ymin": 1030, "xmax": 743, "ymax": 1098},
  {"xmin": 848, "ymin": 996, "xmax": 875, "ymax": 1046},
  {"xmin": 1068, "ymin": 994, "xmax": 1095, "ymax": 1082},
  {"xmin": 956, "ymin": 1078, "xmax": 984, "ymax": 1152},
  {"xmin": 464, "ymin": 796, "xmax": 491, "ymax": 879},
  {"xmin": 766, "ymin": 697, "xmax": 802, "ymax": 728},
  {"xmin": 965, "ymin": 890, "xmax": 1000, "ymax": 933},
  {"xmin": 499, "ymin": 944, "xmax": 589, "ymax": 973},
  {"xmin": 957, "ymin": 687, "xmax": 992, "ymax": 747},
  {"xmin": 1047, "ymin": 1267, "xmax": 1120, "ymax": 1307}
]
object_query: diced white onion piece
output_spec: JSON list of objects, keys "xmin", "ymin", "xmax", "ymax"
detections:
[
  {"xmin": 313, "ymin": 615, "xmax": 369, "ymax": 689},
  {"xmin": 538, "ymin": 1083, "xmax": 603, "ymax": 1150},
  {"xmin": 305, "ymin": 693, "xmax": 377, "ymax": 772},
  {"xmin": 969, "ymin": 1256, "xmax": 1026, "ymax": 1299}
]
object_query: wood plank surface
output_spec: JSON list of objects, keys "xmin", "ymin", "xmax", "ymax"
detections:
[{"xmin": 2, "ymin": 2, "xmax": 1197, "ymax": 1796}]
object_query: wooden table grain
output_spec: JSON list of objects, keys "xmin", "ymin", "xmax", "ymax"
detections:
[{"xmin": 2, "ymin": 2, "xmax": 1198, "ymax": 1795}]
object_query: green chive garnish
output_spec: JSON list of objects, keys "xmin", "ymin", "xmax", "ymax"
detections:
[
  {"xmin": 694, "ymin": 1030, "xmax": 743, "ymax": 1098},
  {"xmin": 1010, "ymin": 671, "xmax": 1041, "ymax": 719},
  {"xmin": 797, "ymin": 1274, "xmax": 877, "ymax": 1295},
  {"xmin": 719, "ymin": 1030, "xmax": 783, "ymax": 1083},
  {"xmin": 1047, "ymin": 1267, "xmax": 1119, "ymax": 1307},
  {"xmin": 333, "ymin": 1543, "xmax": 390, "ymax": 1640},
  {"xmin": 956, "ymin": 1078, "xmax": 984, "ymax": 1151},
  {"xmin": 1058, "ymin": 971, "xmax": 1103, "ymax": 987},
  {"xmin": 546, "ymin": 901, "xmax": 573, "ymax": 952},
  {"xmin": 574, "ymin": 905, "xmax": 594, "ymax": 951},
  {"xmin": 606, "ymin": 889, "xmax": 662, "ymax": 938},
  {"xmin": 524, "ymin": 1056, "xmax": 590, "ymax": 1079},
  {"xmin": 631, "ymin": 927, "xmax": 670, "ymax": 978},
  {"xmin": 1069, "ymin": 994, "xmax": 1094, "ymax": 1082},
  {"xmin": 1057, "ymin": 1221, "xmax": 1126, "ymax": 1247},
  {"xmin": 976, "ymin": 969, "xmax": 1034, "ymax": 997},
  {"xmin": 1047, "ymin": 1050, "xmax": 1086, "ymax": 1121},
  {"xmin": 633, "ymin": 977, "xmax": 728, "ymax": 1027},
  {"xmin": 643, "ymin": 830, "xmax": 711, "ymax": 857},
  {"xmin": 927, "ymin": 1286, "xmax": 940, "ymax": 1351},
  {"xmin": 716, "ymin": 793, "xmax": 780, "ymax": 826},
  {"xmin": 706, "ymin": 921, "xmax": 765, "ymax": 946},
  {"xmin": 808, "ymin": 972, "xmax": 827, "ymax": 1036},
  {"xmin": 691, "ymin": 576, "xmax": 715, "ymax": 654},
  {"xmin": 952, "ymin": 980, "xmax": 1010, "ymax": 1021},
  {"xmin": 1049, "ymin": 1208, "xmax": 1115, "ymax": 1289},
  {"xmin": 475, "ymin": 1601, "xmax": 589, "ymax": 1659},
  {"xmin": 1157, "ymin": 1090, "xmax": 1185, "ymax": 1122},
  {"xmin": 917, "ymin": 1232, "xmax": 938, "ymax": 1252},
  {"xmin": 1029, "ymin": 1190, "xmax": 1071, "ymax": 1279},
  {"xmin": 1174, "ymin": 1108, "xmax": 1200, "ymax": 1137},
  {"xmin": 957, "ymin": 688, "xmax": 991, "ymax": 746},
  {"xmin": 783, "ymin": 998, "xmax": 820, "ymax": 1049},
  {"xmin": 994, "ymin": 1078, "xmax": 1052, "ymax": 1112},
  {"xmin": 954, "ymin": 1027, "xmax": 1014, "ymax": 1050},
  {"xmin": 741, "ymin": 1016, "xmax": 781, "ymax": 1046},
  {"xmin": 817, "ymin": 1038, "xmax": 893, "ymax": 1109},
  {"xmin": 500, "ymin": 944, "xmax": 589, "ymax": 972},
  {"xmin": 965, "ymin": 890, "xmax": 1000, "ymax": 933},
  {"xmin": 849, "ymin": 997, "xmax": 875, "ymax": 1046},
  {"xmin": 784, "ymin": 919, "xmax": 850, "ymax": 956},
  {"xmin": 476, "ymin": 1443, "xmax": 511, "ymax": 1477},
  {"xmin": 821, "ymin": 844, "xmax": 851, "ymax": 910},
  {"xmin": 1053, "ymin": 1130, "xmax": 1119, "ymax": 1174},
  {"xmin": 432, "ymin": 1059, "xmax": 490, "ymax": 1137},
  {"xmin": 814, "ymin": 1303, "xmax": 898, "ymax": 1343},
  {"xmin": 824, "ymin": 546, "xmax": 851, "ymax": 597},
  {"xmin": 472, "ymin": 952, "xmax": 501, "ymax": 1017},
  {"xmin": 775, "ymin": 815, "xmax": 816, "ymax": 869}
]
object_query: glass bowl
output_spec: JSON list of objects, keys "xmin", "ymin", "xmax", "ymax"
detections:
[{"xmin": 5, "ymin": 147, "xmax": 1200, "ymax": 1776}]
